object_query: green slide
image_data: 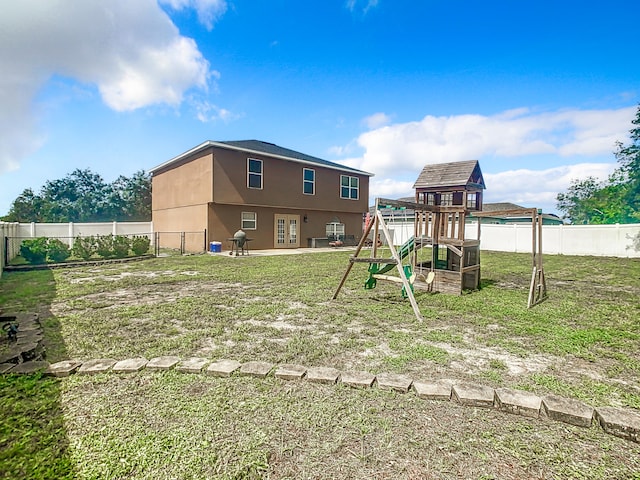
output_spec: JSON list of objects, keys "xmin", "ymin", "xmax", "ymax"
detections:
[{"xmin": 368, "ymin": 236, "xmax": 415, "ymax": 275}]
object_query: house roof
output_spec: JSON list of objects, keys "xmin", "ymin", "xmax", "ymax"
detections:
[
  {"xmin": 413, "ymin": 160, "xmax": 485, "ymax": 189},
  {"xmin": 482, "ymin": 202, "xmax": 526, "ymax": 212},
  {"xmin": 150, "ymin": 140, "xmax": 374, "ymax": 176}
]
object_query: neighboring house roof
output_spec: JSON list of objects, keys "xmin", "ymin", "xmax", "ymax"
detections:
[
  {"xmin": 482, "ymin": 202, "xmax": 527, "ymax": 212},
  {"xmin": 476, "ymin": 202, "xmax": 564, "ymax": 224},
  {"xmin": 150, "ymin": 139, "xmax": 374, "ymax": 176},
  {"xmin": 413, "ymin": 160, "xmax": 485, "ymax": 189}
]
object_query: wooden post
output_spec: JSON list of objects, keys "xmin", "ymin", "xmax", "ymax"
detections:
[
  {"xmin": 528, "ymin": 210, "xmax": 548, "ymax": 308},
  {"xmin": 332, "ymin": 210, "xmax": 376, "ymax": 299},
  {"xmin": 372, "ymin": 198, "xmax": 380, "ymax": 259}
]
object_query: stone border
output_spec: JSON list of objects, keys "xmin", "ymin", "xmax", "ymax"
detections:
[{"xmin": 3, "ymin": 356, "xmax": 639, "ymax": 444}]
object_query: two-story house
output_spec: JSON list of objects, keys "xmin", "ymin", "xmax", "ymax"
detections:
[{"xmin": 150, "ymin": 140, "xmax": 373, "ymax": 251}]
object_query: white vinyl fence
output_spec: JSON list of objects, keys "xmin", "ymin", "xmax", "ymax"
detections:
[
  {"xmin": 0, "ymin": 222, "xmax": 19, "ymax": 276},
  {"xmin": 1, "ymin": 221, "xmax": 153, "ymax": 278},
  {"xmin": 385, "ymin": 222, "xmax": 640, "ymax": 258}
]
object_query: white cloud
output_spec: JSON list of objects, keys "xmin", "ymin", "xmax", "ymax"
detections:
[
  {"xmin": 346, "ymin": 0, "xmax": 379, "ymax": 14},
  {"xmin": 340, "ymin": 106, "xmax": 636, "ymax": 177},
  {"xmin": 483, "ymin": 163, "xmax": 616, "ymax": 211},
  {"xmin": 0, "ymin": 0, "xmax": 219, "ymax": 175},
  {"xmin": 333, "ymin": 106, "xmax": 635, "ymax": 213},
  {"xmin": 194, "ymin": 99, "xmax": 240, "ymax": 123},
  {"xmin": 363, "ymin": 112, "xmax": 392, "ymax": 129},
  {"xmin": 369, "ymin": 178, "xmax": 415, "ymax": 201},
  {"xmin": 160, "ymin": 0, "xmax": 227, "ymax": 30}
]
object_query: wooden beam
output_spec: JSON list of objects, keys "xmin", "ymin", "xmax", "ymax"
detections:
[
  {"xmin": 375, "ymin": 210, "xmax": 424, "ymax": 322},
  {"xmin": 376, "ymin": 197, "xmax": 437, "ymax": 212},
  {"xmin": 350, "ymin": 257, "xmax": 397, "ymax": 264},
  {"xmin": 471, "ymin": 208, "xmax": 537, "ymax": 218}
]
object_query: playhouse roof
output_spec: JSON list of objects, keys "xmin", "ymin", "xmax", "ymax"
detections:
[{"xmin": 413, "ymin": 160, "xmax": 485, "ymax": 190}]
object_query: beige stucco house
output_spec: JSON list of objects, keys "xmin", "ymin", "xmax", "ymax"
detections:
[{"xmin": 150, "ymin": 140, "xmax": 373, "ymax": 251}]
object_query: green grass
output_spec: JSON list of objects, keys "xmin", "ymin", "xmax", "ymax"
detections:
[
  {"xmin": 1, "ymin": 250, "xmax": 640, "ymax": 478},
  {"xmin": 0, "ymin": 374, "xmax": 74, "ymax": 480}
]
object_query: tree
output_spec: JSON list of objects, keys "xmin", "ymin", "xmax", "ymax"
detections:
[
  {"xmin": 112, "ymin": 171, "xmax": 152, "ymax": 221},
  {"xmin": 557, "ymin": 105, "xmax": 640, "ymax": 224},
  {"xmin": 556, "ymin": 177, "xmax": 605, "ymax": 224},
  {"xmin": 1, "ymin": 169, "xmax": 152, "ymax": 222},
  {"xmin": 1, "ymin": 188, "xmax": 46, "ymax": 222},
  {"xmin": 613, "ymin": 106, "xmax": 640, "ymax": 223}
]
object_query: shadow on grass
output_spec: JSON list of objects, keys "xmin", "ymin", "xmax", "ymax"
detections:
[{"xmin": 0, "ymin": 267, "xmax": 75, "ymax": 479}]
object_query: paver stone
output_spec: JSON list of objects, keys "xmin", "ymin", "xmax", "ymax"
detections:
[
  {"xmin": 113, "ymin": 357, "xmax": 148, "ymax": 373},
  {"xmin": 47, "ymin": 360, "xmax": 83, "ymax": 377},
  {"xmin": 9, "ymin": 361, "xmax": 50, "ymax": 374},
  {"xmin": 595, "ymin": 407, "xmax": 640, "ymax": 443},
  {"xmin": 413, "ymin": 380, "xmax": 453, "ymax": 400},
  {"xmin": 239, "ymin": 361, "xmax": 274, "ymax": 378},
  {"xmin": 452, "ymin": 382, "xmax": 495, "ymax": 408},
  {"xmin": 275, "ymin": 364, "xmax": 307, "ymax": 380},
  {"xmin": 78, "ymin": 358, "xmax": 117, "ymax": 375},
  {"xmin": 376, "ymin": 372, "xmax": 413, "ymax": 393},
  {"xmin": 542, "ymin": 395, "xmax": 593, "ymax": 427},
  {"xmin": 305, "ymin": 367, "xmax": 340, "ymax": 385},
  {"xmin": 207, "ymin": 359, "xmax": 241, "ymax": 377},
  {"xmin": 147, "ymin": 356, "xmax": 181, "ymax": 370},
  {"xmin": 176, "ymin": 357, "xmax": 209, "ymax": 373},
  {"xmin": 340, "ymin": 371, "xmax": 375, "ymax": 388},
  {"xmin": 495, "ymin": 388, "xmax": 541, "ymax": 418}
]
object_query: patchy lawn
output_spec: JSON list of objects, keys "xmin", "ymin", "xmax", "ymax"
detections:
[{"xmin": 1, "ymin": 250, "xmax": 639, "ymax": 479}]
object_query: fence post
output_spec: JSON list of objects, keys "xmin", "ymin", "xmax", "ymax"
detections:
[
  {"xmin": 4, "ymin": 236, "xmax": 8, "ymax": 269},
  {"xmin": 203, "ymin": 229, "xmax": 207, "ymax": 252},
  {"xmin": 180, "ymin": 232, "xmax": 185, "ymax": 255},
  {"xmin": 68, "ymin": 222, "xmax": 74, "ymax": 248}
]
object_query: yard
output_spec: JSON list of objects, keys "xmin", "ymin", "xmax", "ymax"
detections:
[{"xmin": 1, "ymin": 250, "xmax": 639, "ymax": 479}]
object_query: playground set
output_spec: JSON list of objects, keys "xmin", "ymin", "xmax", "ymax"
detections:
[{"xmin": 333, "ymin": 160, "xmax": 547, "ymax": 321}]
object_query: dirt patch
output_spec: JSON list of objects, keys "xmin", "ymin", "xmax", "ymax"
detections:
[{"xmin": 51, "ymin": 280, "xmax": 245, "ymax": 314}]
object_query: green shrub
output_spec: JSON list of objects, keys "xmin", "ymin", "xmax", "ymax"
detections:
[
  {"xmin": 46, "ymin": 238, "xmax": 71, "ymax": 263},
  {"xmin": 96, "ymin": 235, "xmax": 131, "ymax": 259},
  {"xmin": 72, "ymin": 236, "xmax": 97, "ymax": 261},
  {"xmin": 131, "ymin": 235, "xmax": 151, "ymax": 256},
  {"xmin": 112, "ymin": 235, "xmax": 130, "ymax": 258},
  {"xmin": 19, "ymin": 238, "xmax": 48, "ymax": 264},
  {"xmin": 95, "ymin": 235, "xmax": 115, "ymax": 259}
]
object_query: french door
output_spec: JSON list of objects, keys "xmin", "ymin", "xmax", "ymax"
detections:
[{"xmin": 274, "ymin": 214, "xmax": 300, "ymax": 248}]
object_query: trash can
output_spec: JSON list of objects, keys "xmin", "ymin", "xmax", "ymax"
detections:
[{"xmin": 209, "ymin": 241, "xmax": 222, "ymax": 253}]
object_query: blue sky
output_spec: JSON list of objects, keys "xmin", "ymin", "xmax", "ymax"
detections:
[{"xmin": 1, "ymin": 0, "xmax": 638, "ymax": 217}]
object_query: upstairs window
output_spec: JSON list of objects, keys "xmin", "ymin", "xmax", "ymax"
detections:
[
  {"xmin": 340, "ymin": 175, "xmax": 359, "ymax": 200},
  {"xmin": 440, "ymin": 193, "xmax": 453, "ymax": 206},
  {"xmin": 247, "ymin": 158, "xmax": 263, "ymax": 189},
  {"xmin": 303, "ymin": 168, "xmax": 315, "ymax": 195},
  {"xmin": 426, "ymin": 193, "xmax": 435, "ymax": 206}
]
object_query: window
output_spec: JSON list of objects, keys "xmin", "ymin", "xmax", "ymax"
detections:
[
  {"xmin": 326, "ymin": 222, "xmax": 345, "ymax": 239},
  {"xmin": 241, "ymin": 212, "xmax": 257, "ymax": 230},
  {"xmin": 303, "ymin": 168, "xmax": 315, "ymax": 195},
  {"xmin": 426, "ymin": 193, "xmax": 435, "ymax": 206},
  {"xmin": 466, "ymin": 193, "xmax": 477, "ymax": 209},
  {"xmin": 247, "ymin": 158, "xmax": 262, "ymax": 189},
  {"xmin": 340, "ymin": 175, "xmax": 359, "ymax": 200},
  {"xmin": 440, "ymin": 193, "xmax": 453, "ymax": 206}
]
